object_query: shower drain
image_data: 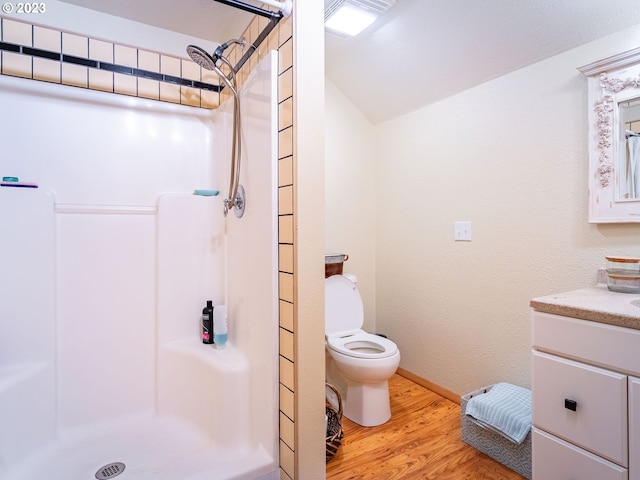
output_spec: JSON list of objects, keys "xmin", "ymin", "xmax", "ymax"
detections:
[{"xmin": 95, "ymin": 462, "xmax": 126, "ymax": 479}]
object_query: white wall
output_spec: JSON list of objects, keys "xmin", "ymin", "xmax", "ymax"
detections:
[
  {"xmin": 325, "ymin": 79, "xmax": 377, "ymax": 332},
  {"xmin": 294, "ymin": 1, "xmax": 328, "ymax": 477},
  {"xmin": 326, "ymin": 24, "xmax": 640, "ymax": 397}
]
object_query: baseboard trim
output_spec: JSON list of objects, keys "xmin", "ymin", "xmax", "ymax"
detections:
[{"xmin": 396, "ymin": 368, "xmax": 461, "ymax": 405}]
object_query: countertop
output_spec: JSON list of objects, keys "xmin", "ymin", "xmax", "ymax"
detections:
[{"xmin": 530, "ymin": 285, "xmax": 640, "ymax": 330}]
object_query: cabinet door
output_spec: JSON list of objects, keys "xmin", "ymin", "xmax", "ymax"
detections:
[
  {"xmin": 631, "ymin": 376, "xmax": 640, "ymax": 480},
  {"xmin": 533, "ymin": 428, "xmax": 627, "ymax": 480},
  {"xmin": 533, "ymin": 351, "xmax": 628, "ymax": 466}
]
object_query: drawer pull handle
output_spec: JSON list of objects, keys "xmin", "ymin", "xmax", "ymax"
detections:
[{"xmin": 564, "ymin": 399, "xmax": 577, "ymax": 411}]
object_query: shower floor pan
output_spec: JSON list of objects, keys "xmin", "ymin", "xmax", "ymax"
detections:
[{"xmin": 0, "ymin": 415, "xmax": 275, "ymax": 480}]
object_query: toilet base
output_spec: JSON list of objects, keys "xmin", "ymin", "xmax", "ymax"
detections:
[{"xmin": 343, "ymin": 380, "xmax": 391, "ymax": 427}]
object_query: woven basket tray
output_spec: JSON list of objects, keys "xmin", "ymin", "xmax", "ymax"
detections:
[{"xmin": 326, "ymin": 383, "xmax": 344, "ymax": 462}]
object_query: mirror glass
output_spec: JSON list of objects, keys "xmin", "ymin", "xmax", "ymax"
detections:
[{"xmin": 619, "ymin": 99, "xmax": 640, "ymax": 200}]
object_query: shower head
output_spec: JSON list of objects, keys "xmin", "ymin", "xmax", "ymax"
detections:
[
  {"xmin": 186, "ymin": 44, "xmax": 235, "ymax": 93},
  {"xmin": 186, "ymin": 39, "xmax": 245, "ymax": 71},
  {"xmin": 186, "ymin": 45, "xmax": 218, "ymax": 70}
]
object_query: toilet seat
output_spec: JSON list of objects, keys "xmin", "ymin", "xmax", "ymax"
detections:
[
  {"xmin": 327, "ymin": 330, "xmax": 398, "ymax": 359},
  {"xmin": 325, "ymin": 274, "xmax": 399, "ymax": 359}
]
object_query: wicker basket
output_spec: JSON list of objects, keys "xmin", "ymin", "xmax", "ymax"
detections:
[{"xmin": 325, "ymin": 383, "xmax": 344, "ymax": 462}]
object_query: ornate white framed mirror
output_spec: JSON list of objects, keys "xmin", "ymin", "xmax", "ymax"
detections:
[{"xmin": 579, "ymin": 47, "xmax": 640, "ymax": 223}]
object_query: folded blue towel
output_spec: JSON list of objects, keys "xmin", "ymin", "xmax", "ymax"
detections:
[{"xmin": 464, "ymin": 382, "xmax": 532, "ymax": 444}]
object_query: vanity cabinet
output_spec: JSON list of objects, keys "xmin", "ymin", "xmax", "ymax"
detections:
[{"xmin": 531, "ymin": 310, "xmax": 640, "ymax": 480}]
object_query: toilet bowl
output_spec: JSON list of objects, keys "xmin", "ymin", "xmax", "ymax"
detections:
[{"xmin": 325, "ymin": 274, "xmax": 400, "ymax": 427}]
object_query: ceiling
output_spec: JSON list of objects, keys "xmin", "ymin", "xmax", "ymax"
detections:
[{"xmin": 60, "ymin": 0, "xmax": 640, "ymax": 124}]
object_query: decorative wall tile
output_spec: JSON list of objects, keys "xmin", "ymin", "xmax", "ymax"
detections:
[
  {"xmin": 280, "ymin": 412, "xmax": 294, "ymax": 449},
  {"xmin": 279, "ymin": 441, "xmax": 295, "ymax": 478},
  {"xmin": 220, "ymin": 88, "xmax": 232, "ymax": 106},
  {"xmin": 279, "ymin": 300, "xmax": 294, "ymax": 331},
  {"xmin": 279, "ymin": 17, "xmax": 293, "ymax": 47},
  {"xmin": 248, "ymin": 18, "xmax": 260, "ymax": 72},
  {"xmin": 2, "ymin": 18, "xmax": 31, "ymax": 45},
  {"xmin": 228, "ymin": 43, "xmax": 241, "ymax": 71},
  {"xmin": 62, "ymin": 32, "xmax": 88, "ymax": 57},
  {"xmin": 278, "ymin": 67, "xmax": 292, "ymax": 102},
  {"xmin": 201, "ymin": 68, "xmax": 218, "ymax": 86},
  {"xmin": 159, "ymin": 82, "xmax": 180, "ymax": 104},
  {"xmin": 138, "ymin": 50, "xmax": 158, "ymax": 72},
  {"xmin": 89, "ymin": 38, "xmax": 112, "ymax": 62},
  {"xmin": 273, "ymin": 11, "xmax": 296, "ymax": 478},
  {"xmin": 279, "ymin": 272, "xmax": 294, "ymax": 303},
  {"xmin": 33, "ymin": 57, "xmax": 60, "ymax": 83},
  {"xmin": 278, "ymin": 97, "xmax": 292, "ymax": 131},
  {"xmin": 257, "ymin": 16, "xmax": 269, "ymax": 62},
  {"xmin": 89, "ymin": 68, "xmax": 113, "ymax": 92},
  {"xmin": 279, "ymin": 356, "xmax": 294, "ymax": 391},
  {"xmin": 159, "ymin": 55, "xmax": 181, "ymax": 103},
  {"xmin": 115, "ymin": 44, "xmax": 137, "ymax": 68},
  {"xmin": 279, "ymin": 127, "xmax": 293, "ymax": 158},
  {"xmin": 280, "ymin": 383, "xmax": 294, "ymax": 420},
  {"xmin": 114, "ymin": 72, "xmax": 136, "ymax": 96},
  {"xmin": 279, "ymin": 156, "xmax": 293, "ymax": 187},
  {"xmin": 181, "ymin": 59, "xmax": 200, "ymax": 81},
  {"xmin": 279, "ymin": 244, "xmax": 294, "ymax": 273},
  {"xmin": 278, "ymin": 185, "xmax": 293, "ymax": 215},
  {"xmin": 267, "ymin": 29, "xmax": 279, "ymax": 56},
  {"xmin": 61, "ymin": 63, "xmax": 87, "ymax": 88},
  {"xmin": 2, "ymin": 51, "xmax": 31, "ymax": 78},
  {"xmin": 138, "ymin": 78, "xmax": 159, "ymax": 100},
  {"xmin": 160, "ymin": 54, "xmax": 180, "ymax": 76},
  {"xmin": 33, "ymin": 26, "xmax": 60, "ymax": 52},
  {"xmin": 201, "ymin": 89, "xmax": 219, "ymax": 109},
  {"xmin": 279, "ymin": 328, "xmax": 294, "ymax": 361},
  {"xmin": 278, "ymin": 38, "xmax": 292, "ymax": 75},
  {"xmin": 180, "ymin": 86, "xmax": 201, "ymax": 107},
  {"xmin": 279, "ymin": 215, "xmax": 294, "ymax": 244}
]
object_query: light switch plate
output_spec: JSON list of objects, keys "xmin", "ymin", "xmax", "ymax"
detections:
[{"xmin": 454, "ymin": 221, "xmax": 472, "ymax": 241}]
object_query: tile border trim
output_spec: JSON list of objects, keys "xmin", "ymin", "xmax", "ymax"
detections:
[{"xmin": 0, "ymin": 40, "xmax": 221, "ymax": 92}]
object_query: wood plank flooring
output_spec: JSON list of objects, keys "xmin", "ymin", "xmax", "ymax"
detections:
[{"xmin": 326, "ymin": 374, "xmax": 526, "ymax": 480}]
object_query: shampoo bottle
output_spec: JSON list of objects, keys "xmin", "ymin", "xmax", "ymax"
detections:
[
  {"xmin": 213, "ymin": 305, "xmax": 228, "ymax": 348},
  {"xmin": 202, "ymin": 300, "xmax": 213, "ymax": 344}
]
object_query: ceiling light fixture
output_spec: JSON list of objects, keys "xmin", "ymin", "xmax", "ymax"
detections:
[{"xmin": 324, "ymin": 0, "xmax": 395, "ymax": 37}]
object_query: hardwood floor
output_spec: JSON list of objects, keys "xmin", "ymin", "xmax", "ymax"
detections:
[{"xmin": 326, "ymin": 374, "xmax": 526, "ymax": 480}]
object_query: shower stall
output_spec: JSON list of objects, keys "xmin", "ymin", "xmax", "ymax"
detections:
[{"xmin": 0, "ymin": 49, "xmax": 279, "ymax": 480}]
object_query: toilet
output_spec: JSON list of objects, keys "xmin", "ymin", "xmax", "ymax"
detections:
[{"xmin": 325, "ymin": 274, "xmax": 400, "ymax": 427}]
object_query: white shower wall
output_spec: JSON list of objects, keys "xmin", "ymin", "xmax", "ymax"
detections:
[
  {"xmin": 0, "ymin": 69, "xmax": 218, "ymax": 432},
  {"xmin": 0, "ymin": 51, "xmax": 279, "ymax": 479}
]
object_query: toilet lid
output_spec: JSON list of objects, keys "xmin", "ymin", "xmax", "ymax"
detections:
[{"xmin": 325, "ymin": 274, "xmax": 363, "ymax": 335}]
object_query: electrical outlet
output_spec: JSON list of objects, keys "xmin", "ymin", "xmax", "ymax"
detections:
[{"xmin": 454, "ymin": 221, "xmax": 472, "ymax": 241}]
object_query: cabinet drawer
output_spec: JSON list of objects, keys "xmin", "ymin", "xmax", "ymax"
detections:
[
  {"xmin": 533, "ymin": 428, "xmax": 627, "ymax": 480},
  {"xmin": 532, "ymin": 311, "xmax": 640, "ymax": 375},
  {"xmin": 532, "ymin": 351, "xmax": 628, "ymax": 466}
]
